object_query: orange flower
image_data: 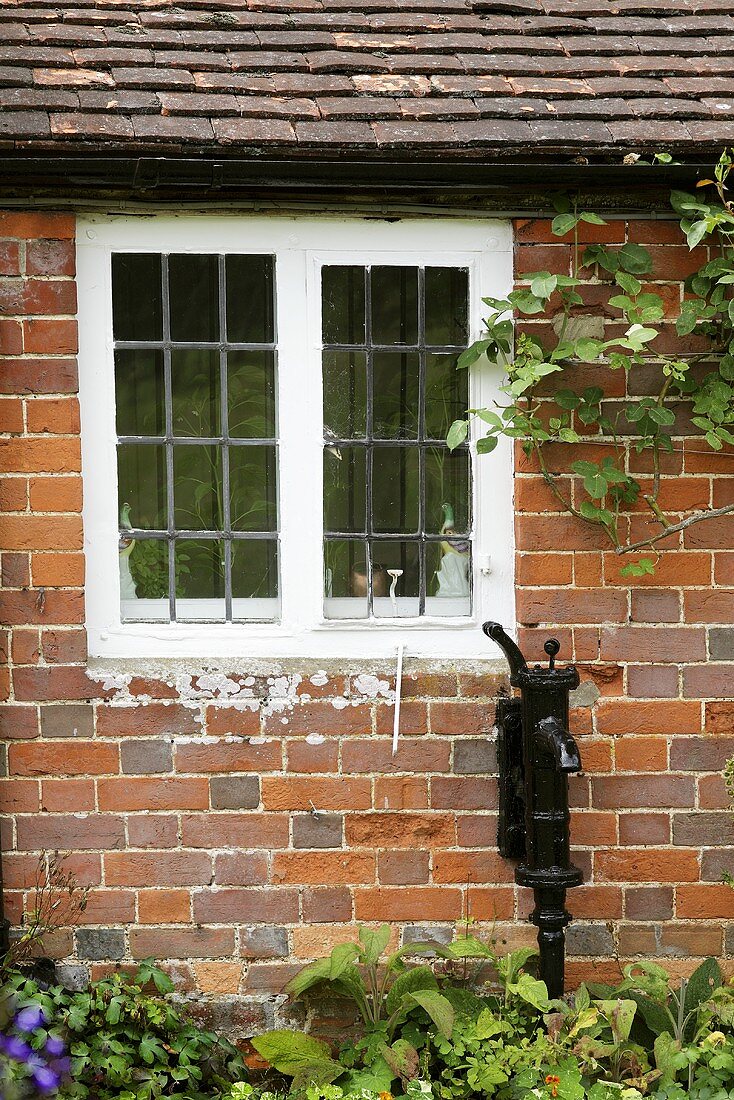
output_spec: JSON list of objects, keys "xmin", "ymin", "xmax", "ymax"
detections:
[
  {"xmin": 379, "ymin": 1092, "xmax": 393, "ymax": 1100},
  {"xmin": 545, "ymin": 1074, "xmax": 561, "ymax": 1098}
]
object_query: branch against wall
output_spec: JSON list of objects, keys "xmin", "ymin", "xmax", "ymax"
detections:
[{"xmin": 449, "ymin": 149, "xmax": 734, "ymax": 577}]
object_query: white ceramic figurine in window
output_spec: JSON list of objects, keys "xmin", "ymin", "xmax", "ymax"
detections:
[{"xmin": 436, "ymin": 502, "xmax": 470, "ymax": 598}]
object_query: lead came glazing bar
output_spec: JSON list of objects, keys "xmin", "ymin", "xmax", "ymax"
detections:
[{"xmin": 161, "ymin": 254, "xmax": 176, "ymax": 622}]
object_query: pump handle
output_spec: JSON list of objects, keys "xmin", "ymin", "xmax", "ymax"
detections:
[{"xmin": 483, "ymin": 621, "xmax": 528, "ymax": 680}]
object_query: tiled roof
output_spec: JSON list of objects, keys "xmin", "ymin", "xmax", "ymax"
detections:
[{"xmin": 1, "ymin": 0, "xmax": 734, "ymax": 161}]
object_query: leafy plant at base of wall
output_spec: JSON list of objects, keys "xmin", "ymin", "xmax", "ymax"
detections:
[
  {"xmin": 448, "ymin": 148, "xmax": 734, "ymax": 576},
  {"xmin": 2, "ymin": 960, "xmax": 247, "ymax": 1100},
  {"xmin": 252, "ymin": 925, "xmax": 454, "ymax": 1093}
]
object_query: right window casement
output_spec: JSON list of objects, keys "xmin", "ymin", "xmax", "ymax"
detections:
[
  {"xmin": 321, "ymin": 263, "xmax": 472, "ymax": 620},
  {"xmin": 79, "ymin": 218, "xmax": 514, "ymax": 658}
]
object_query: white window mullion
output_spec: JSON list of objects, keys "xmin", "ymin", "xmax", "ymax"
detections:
[{"xmin": 276, "ymin": 247, "xmax": 323, "ymax": 636}]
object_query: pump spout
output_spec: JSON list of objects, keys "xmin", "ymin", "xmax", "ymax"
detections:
[
  {"xmin": 482, "ymin": 621, "xmax": 528, "ymax": 683},
  {"xmin": 536, "ymin": 716, "xmax": 581, "ymax": 773}
]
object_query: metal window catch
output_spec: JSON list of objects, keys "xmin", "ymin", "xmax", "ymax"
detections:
[{"xmin": 484, "ymin": 621, "xmax": 583, "ymax": 999}]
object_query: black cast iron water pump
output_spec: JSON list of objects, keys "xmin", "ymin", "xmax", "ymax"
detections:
[{"xmin": 484, "ymin": 621, "xmax": 583, "ymax": 998}]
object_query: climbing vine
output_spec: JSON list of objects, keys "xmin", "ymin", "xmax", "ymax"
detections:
[{"xmin": 449, "ymin": 149, "xmax": 734, "ymax": 576}]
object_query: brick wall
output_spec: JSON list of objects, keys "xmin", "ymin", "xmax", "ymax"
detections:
[{"xmin": 1, "ymin": 210, "xmax": 734, "ymax": 1036}]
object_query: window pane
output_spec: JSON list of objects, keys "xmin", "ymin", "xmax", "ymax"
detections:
[
  {"xmin": 324, "ymin": 446, "xmax": 366, "ymax": 534},
  {"xmin": 175, "ymin": 538, "xmax": 225, "ymax": 619},
  {"xmin": 230, "ymin": 445, "xmax": 277, "ymax": 532},
  {"xmin": 425, "ymin": 352, "xmax": 468, "ymax": 441},
  {"xmin": 171, "ymin": 349, "xmax": 220, "ymax": 437},
  {"xmin": 112, "ymin": 254, "xmax": 162, "ymax": 341},
  {"xmin": 228, "ymin": 351, "xmax": 275, "ymax": 439},
  {"xmin": 226, "ymin": 255, "xmax": 274, "ymax": 344},
  {"xmin": 125, "ymin": 538, "xmax": 169, "ymax": 601},
  {"xmin": 323, "ymin": 538, "xmax": 368, "ymax": 619},
  {"xmin": 115, "ymin": 349, "xmax": 164, "ymax": 437},
  {"xmin": 371, "ymin": 539, "xmax": 420, "ymax": 618},
  {"xmin": 372, "ymin": 446, "xmax": 419, "ymax": 534},
  {"xmin": 373, "ymin": 352, "xmax": 419, "ymax": 440},
  {"xmin": 231, "ymin": 539, "xmax": 278, "ymax": 599},
  {"xmin": 169, "ymin": 254, "xmax": 219, "ymax": 342},
  {"xmin": 117, "ymin": 444, "xmax": 167, "ymax": 530},
  {"xmin": 173, "ymin": 445, "xmax": 222, "ymax": 530},
  {"xmin": 425, "ymin": 267, "xmax": 469, "ymax": 346},
  {"xmin": 322, "ymin": 266, "xmax": 365, "ymax": 345},
  {"xmin": 425, "ymin": 448, "xmax": 470, "ymax": 535},
  {"xmin": 428, "ymin": 540, "xmax": 471, "ymax": 609},
  {"xmin": 323, "ymin": 351, "xmax": 366, "ymax": 440},
  {"xmin": 371, "ymin": 266, "xmax": 418, "ymax": 345}
]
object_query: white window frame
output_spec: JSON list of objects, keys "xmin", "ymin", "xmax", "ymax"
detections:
[{"xmin": 78, "ymin": 215, "xmax": 515, "ymax": 659}]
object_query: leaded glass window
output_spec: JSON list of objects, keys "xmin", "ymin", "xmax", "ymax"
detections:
[
  {"xmin": 321, "ymin": 264, "xmax": 472, "ymax": 619},
  {"xmin": 112, "ymin": 252, "xmax": 279, "ymax": 622}
]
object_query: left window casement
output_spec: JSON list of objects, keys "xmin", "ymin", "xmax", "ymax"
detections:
[{"xmin": 112, "ymin": 252, "xmax": 279, "ymax": 624}]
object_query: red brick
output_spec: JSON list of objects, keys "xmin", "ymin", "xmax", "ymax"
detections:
[
  {"xmin": 16, "ymin": 814, "xmax": 124, "ymax": 851},
  {"xmin": 0, "ymin": 357, "xmax": 77, "ymax": 394},
  {"xmin": 430, "ymin": 701, "xmax": 494, "ymax": 736},
  {"xmin": 13, "ymin": 666, "xmax": 103, "ymax": 702},
  {"xmin": 127, "ymin": 815, "xmax": 179, "ymax": 849},
  {"xmin": 175, "ymin": 739, "xmax": 280, "ymax": 773},
  {"xmin": 138, "ymin": 889, "xmax": 191, "ymax": 924},
  {"xmin": 346, "ymin": 812, "xmax": 455, "ymax": 848},
  {"xmin": 98, "ymin": 777, "xmax": 209, "ymax": 811},
  {"xmin": 40, "ymin": 778, "xmax": 95, "ymax": 812},
  {"xmin": 285, "ymin": 739, "xmax": 339, "ymax": 773},
  {"xmin": 0, "ymin": 479, "xmax": 28, "ymax": 512},
  {"xmin": 130, "ymin": 927, "xmax": 234, "ymax": 959},
  {"xmin": 28, "ymin": 474, "xmax": 82, "ymax": 513},
  {"xmin": 0, "ymin": 778, "xmax": 40, "ymax": 813},
  {"xmin": 264, "ymin": 700, "xmax": 371, "ymax": 737},
  {"xmin": 433, "ymin": 850, "xmax": 514, "ymax": 884},
  {"xmin": 627, "ymin": 665, "xmax": 679, "ymax": 699},
  {"xmin": 592, "ymin": 774, "xmax": 693, "ymax": 809},
  {"xmin": 213, "ymin": 852, "xmax": 269, "ymax": 886},
  {"xmin": 517, "ymin": 588, "xmax": 627, "ymax": 625},
  {"xmin": 595, "ymin": 849, "xmax": 699, "ymax": 883},
  {"xmin": 0, "ymin": 319, "xmax": 22, "ymax": 355},
  {"xmin": 262, "ymin": 776, "xmax": 371, "ymax": 811},
  {"xmin": 614, "ymin": 737, "xmax": 668, "ymax": 772},
  {"xmin": 341, "ymin": 738, "xmax": 450, "ymax": 774},
  {"xmin": 431, "ymin": 776, "xmax": 498, "ymax": 810},
  {"xmin": 205, "ymin": 705, "xmax": 261, "ymax": 736},
  {"xmin": 373, "ymin": 776, "xmax": 429, "ymax": 809},
  {"xmin": 0, "ymin": 397, "xmax": 23, "ymax": 433},
  {"xmin": 272, "ymin": 851, "xmax": 375, "ymax": 885},
  {"xmin": 193, "ymin": 888, "xmax": 299, "ymax": 924},
  {"xmin": 302, "ymin": 886, "xmax": 353, "ymax": 923},
  {"xmin": 0, "ymin": 212, "xmax": 75, "ymax": 239},
  {"xmin": 105, "ymin": 851, "xmax": 212, "ymax": 887},
  {"xmin": 0, "ymin": 240, "xmax": 21, "ymax": 275},
  {"xmin": 466, "ymin": 888, "xmax": 515, "ymax": 920},
  {"xmin": 676, "ymin": 885, "xmax": 734, "ymax": 918},
  {"xmin": 1, "ymin": 552, "xmax": 30, "ymax": 587},
  {"xmin": 599, "ymin": 626, "xmax": 705, "ymax": 663},
  {"xmin": 181, "ymin": 812, "xmax": 289, "ymax": 849},
  {"xmin": 516, "ymin": 552, "xmax": 573, "ymax": 586},
  {"xmin": 618, "ymin": 812, "xmax": 670, "ymax": 846},
  {"xmin": 23, "ymin": 318, "xmax": 77, "ymax": 354},
  {"xmin": 378, "ymin": 849, "xmax": 430, "ymax": 885},
  {"xmin": 0, "ymin": 705, "xmax": 38, "ymax": 740},
  {"xmin": 375, "ymin": 701, "xmax": 428, "ymax": 736},
  {"xmin": 26, "ymin": 238, "xmax": 75, "ymax": 276},
  {"xmin": 97, "ymin": 703, "xmax": 199, "ymax": 738},
  {"xmin": 2, "ymin": 515, "xmax": 82, "ymax": 551},
  {"xmin": 11, "ymin": 628, "xmax": 40, "ymax": 665},
  {"xmin": 0, "ymin": 437, "xmax": 80, "ymax": 474},
  {"xmin": 595, "ymin": 699, "xmax": 700, "ymax": 736},
  {"xmin": 355, "ymin": 886, "xmax": 462, "ymax": 921},
  {"xmin": 31, "ymin": 552, "xmax": 85, "ymax": 587},
  {"xmin": 10, "ymin": 741, "xmax": 118, "ymax": 777}
]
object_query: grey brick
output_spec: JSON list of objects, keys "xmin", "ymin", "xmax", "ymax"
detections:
[
  {"xmin": 76, "ymin": 928, "xmax": 125, "ymax": 961},
  {"xmin": 41, "ymin": 704, "xmax": 94, "ymax": 739},
  {"xmin": 454, "ymin": 739, "xmax": 498, "ymax": 775},
  {"xmin": 402, "ymin": 924, "xmax": 453, "ymax": 949},
  {"xmin": 55, "ymin": 963, "xmax": 90, "ymax": 991},
  {"xmin": 710, "ymin": 628, "xmax": 734, "ymax": 661},
  {"xmin": 210, "ymin": 775, "xmax": 260, "ymax": 810},
  {"xmin": 701, "ymin": 849, "xmax": 734, "ymax": 882},
  {"xmin": 672, "ymin": 812, "xmax": 734, "ymax": 847},
  {"xmin": 293, "ymin": 812, "xmax": 343, "ymax": 848},
  {"xmin": 566, "ymin": 924, "xmax": 614, "ymax": 957},
  {"xmin": 121, "ymin": 738, "xmax": 173, "ymax": 775},
  {"xmin": 240, "ymin": 926, "xmax": 289, "ymax": 959}
]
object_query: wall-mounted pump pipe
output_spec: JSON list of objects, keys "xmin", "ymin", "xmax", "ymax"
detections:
[{"xmin": 484, "ymin": 622, "xmax": 583, "ymax": 998}]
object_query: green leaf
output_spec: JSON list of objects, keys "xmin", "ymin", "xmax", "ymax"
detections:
[
  {"xmin": 251, "ymin": 1031, "xmax": 343, "ymax": 1084},
  {"xmin": 579, "ymin": 212, "xmax": 607, "ymax": 225},
  {"xmin": 441, "ymin": 935, "xmax": 495, "ymax": 960},
  {"xmin": 508, "ymin": 973, "xmax": 551, "ymax": 1012},
  {"xmin": 357, "ymin": 923, "xmax": 391, "ymax": 966},
  {"xmin": 385, "ymin": 965, "xmax": 438, "ymax": 1017},
  {"xmin": 599, "ymin": 999, "xmax": 637, "ymax": 1043},
  {"xmin": 476, "ymin": 435, "xmax": 498, "ymax": 454},
  {"xmin": 472, "ymin": 409, "xmax": 503, "ymax": 429},
  {"xmin": 530, "ymin": 273, "xmax": 558, "ymax": 298},
  {"xmin": 284, "ymin": 958, "xmax": 333, "ymax": 999},
  {"xmin": 379, "ymin": 1039, "xmax": 419, "ymax": 1082},
  {"xmin": 685, "ymin": 219, "xmax": 708, "ymax": 250},
  {"xmin": 620, "ymin": 557, "xmax": 656, "ymax": 578},
  {"xmin": 407, "ymin": 989, "xmax": 454, "ymax": 1039},
  {"xmin": 329, "ymin": 941, "xmax": 361, "ymax": 979},
  {"xmin": 615, "ymin": 271, "xmax": 642, "ymax": 296},
  {"xmin": 457, "ymin": 339, "xmax": 492, "ymax": 370},
  {"xmin": 552, "ymin": 212, "xmax": 579, "ymax": 237},
  {"xmin": 555, "ymin": 389, "xmax": 581, "ymax": 410},
  {"xmin": 654, "ymin": 1032, "xmax": 682, "ymax": 1085},
  {"xmin": 447, "ymin": 419, "xmax": 468, "ymax": 451},
  {"xmin": 618, "ymin": 242, "xmax": 654, "ymax": 275},
  {"xmin": 684, "ymin": 957, "xmax": 722, "ymax": 1019}
]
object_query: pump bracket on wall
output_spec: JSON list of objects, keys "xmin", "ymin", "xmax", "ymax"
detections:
[{"xmin": 496, "ymin": 696, "xmax": 525, "ymax": 860}]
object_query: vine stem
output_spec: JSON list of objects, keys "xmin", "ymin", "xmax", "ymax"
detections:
[{"xmin": 617, "ymin": 499, "xmax": 734, "ymax": 554}]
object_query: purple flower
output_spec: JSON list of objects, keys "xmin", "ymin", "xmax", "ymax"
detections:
[
  {"xmin": 1, "ymin": 1035, "xmax": 33, "ymax": 1062},
  {"xmin": 15, "ymin": 1004, "xmax": 46, "ymax": 1033},
  {"xmin": 44, "ymin": 1036, "xmax": 65, "ymax": 1058},
  {"xmin": 31, "ymin": 1065, "xmax": 61, "ymax": 1094}
]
